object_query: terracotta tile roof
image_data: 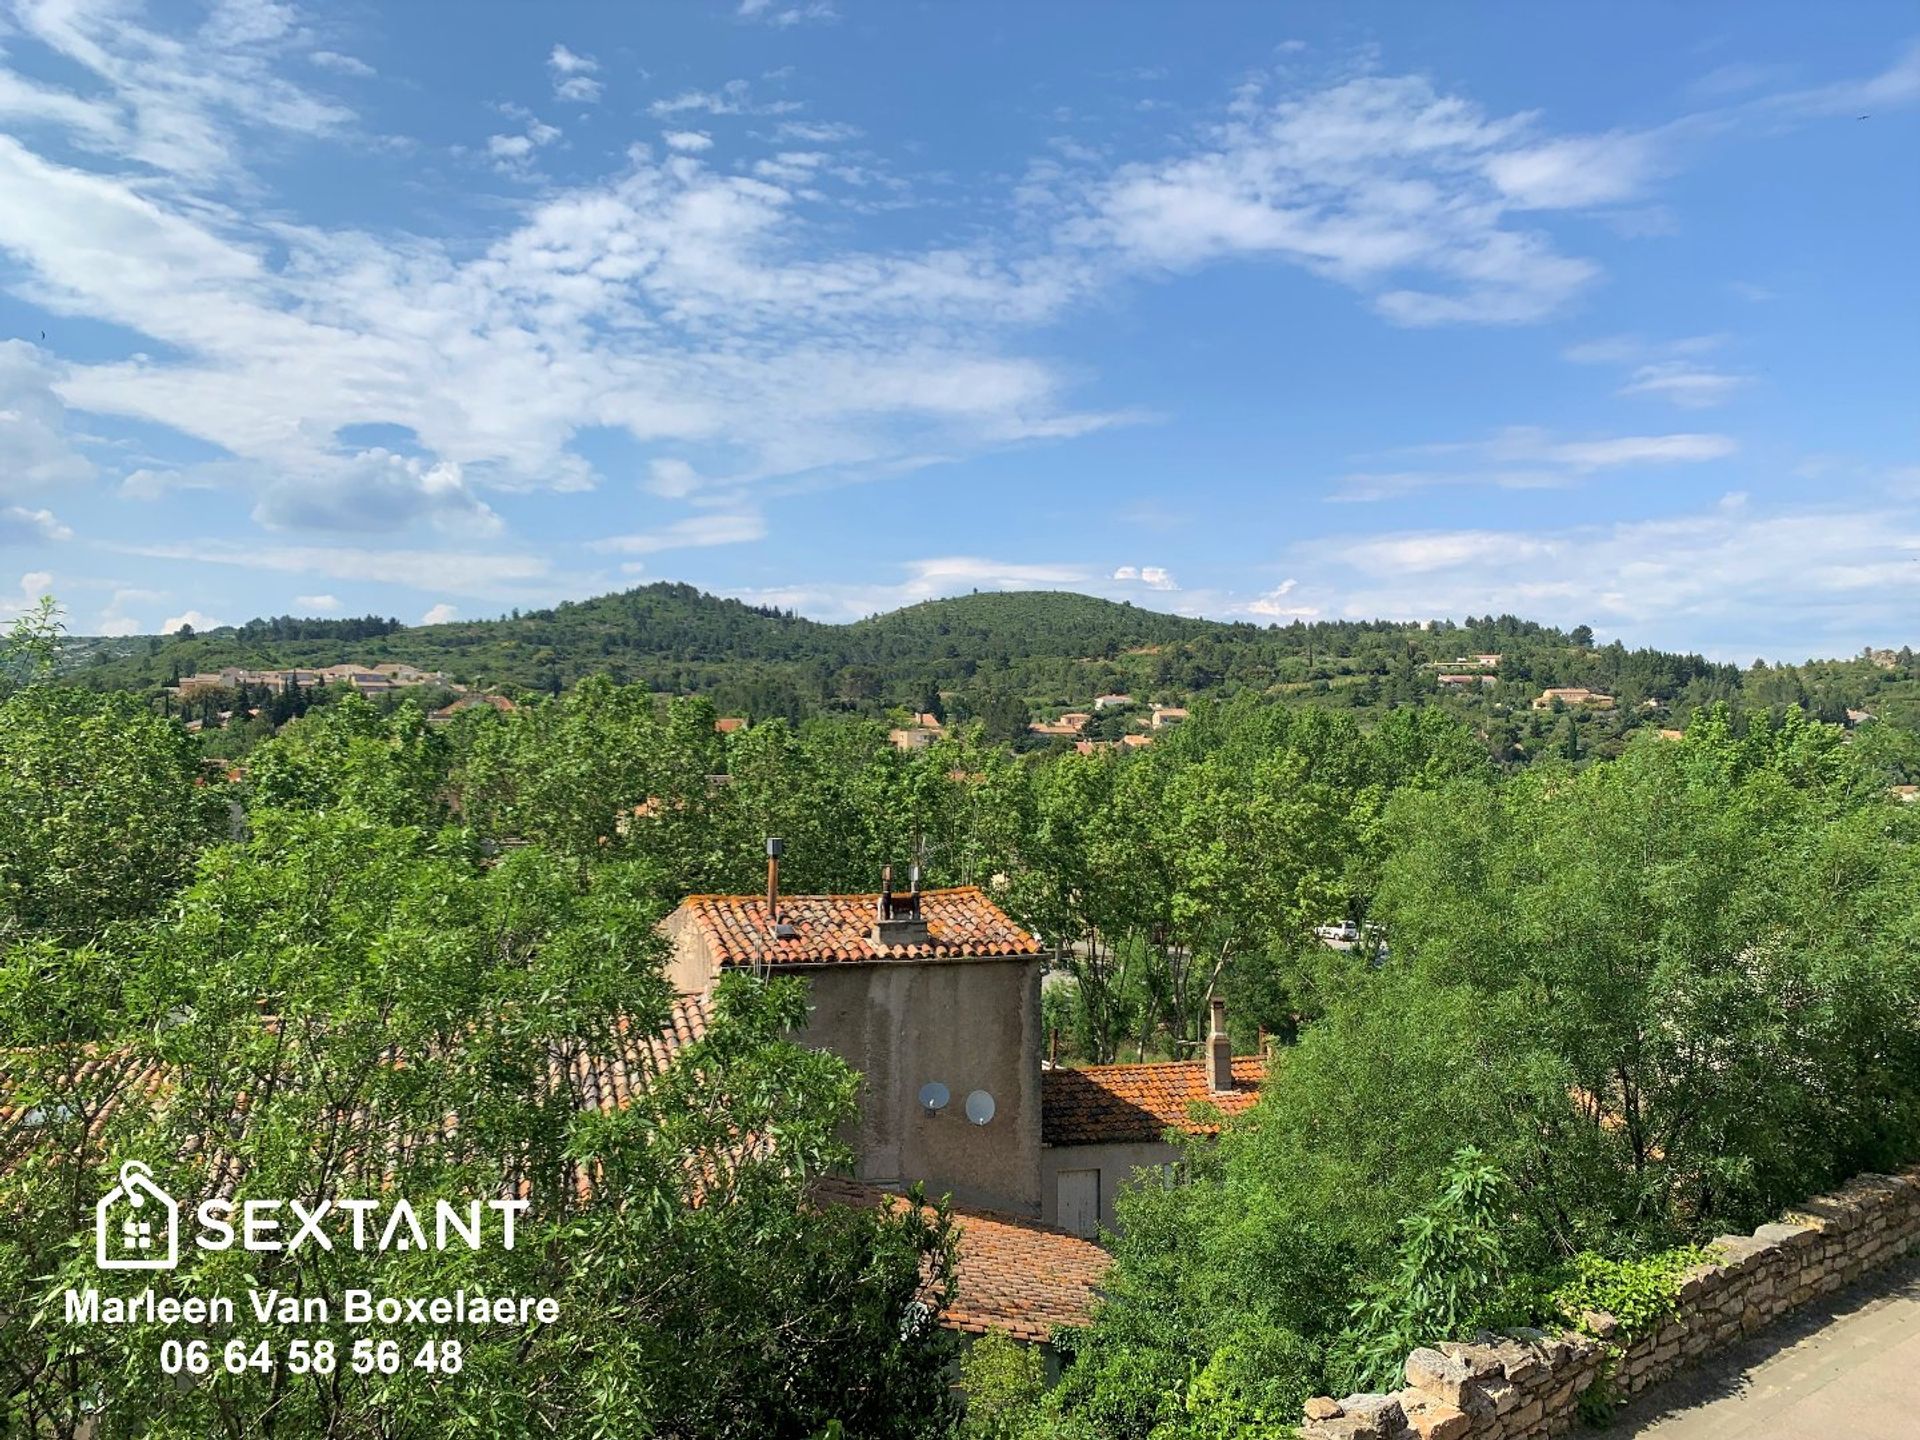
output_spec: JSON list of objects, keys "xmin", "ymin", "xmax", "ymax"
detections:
[
  {"xmin": 1041, "ymin": 1057, "xmax": 1265, "ymax": 1147},
  {"xmin": 2, "ymin": 998, "xmax": 713, "ymax": 1187},
  {"xmin": 554, "ymin": 992, "xmax": 711, "ymax": 1115},
  {"xmin": 714, "ymin": 717, "xmax": 747, "ymax": 733},
  {"xmin": 679, "ymin": 888, "xmax": 1042, "ymax": 967},
  {"xmin": 816, "ymin": 1178, "xmax": 1107, "ymax": 1343}
]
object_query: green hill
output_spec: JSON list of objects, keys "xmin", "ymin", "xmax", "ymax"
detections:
[{"xmin": 56, "ymin": 583, "xmax": 1919, "ymax": 760}]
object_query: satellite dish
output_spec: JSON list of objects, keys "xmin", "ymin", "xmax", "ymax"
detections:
[
  {"xmin": 918, "ymin": 1082, "xmax": 950, "ymax": 1114},
  {"xmin": 964, "ymin": 1089, "xmax": 996, "ymax": 1126}
]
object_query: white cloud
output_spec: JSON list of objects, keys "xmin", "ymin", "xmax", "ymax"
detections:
[
  {"xmin": 117, "ymin": 542, "xmax": 552, "ymax": 599},
  {"xmin": 648, "ymin": 79, "xmax": 800, "ymax": 117},
  {"xmin": 1485, "ymin": 131, "xmax": 1661, "ymax": 209},
  {"xmin": 420, "ymin": 602, "xmax": 458, "ymax": 625},
  {"xmin": 1330, "ymin": 427, "xmax": 1736, "ymax": 500},
  {"xmin": 1080, "ymin": 73, "xmax": 1606, "ymax": 326},
  {"xmin": 737, "ymin": 0, "xmax": 839, "ymax": 27},
  {"xmin": 295, "ymin": 593, "xmax": 341, "ymax": 611},
  {"xmin": 591, "ymin": 512, "xmax": 767, "ymax": 555},
  {"xmin": 1112, "ymin": 564, "xmax": 1178, "ymax": 590},
  {"xmin": 0, "ymin": 0, "xmax": 351, "ymax": 183},
  {"xmin": 775, "ymin": 120, "xmax": 861, "ymax": 143},
  {"xmin": 1618, "ymin": 362, "xmax": 1750, "ymax": 409},
  {"xmin": 0, "ymin": 341, "xmax": 95, "ymax": 491},
  {"xmin": 1283, "ymin": 493, "xmax": 1920, "ymax": 658},
  {"xmin": 162, "ymin": 609, "xmax": 223, "ymax": 634},
  {"xmin": 647, "ymin": 458, "xmax": 703, "ymax": 498},
  {"xmin": 486, "ymin": 114, "xmax": 561, "ymax": 172},
  {"xmin": 1243, "ymin": 578, "xmax": 1319, "ymax": 619},
  {"xmin": 1, "ymin": 570, "xmax": 55, "ymax": 619},
  {"xmin": 310, "ymin": 51, "xmax": 374, "ymax": 78},
  {"xmin": 663, "ymin": 130, "xmax": 713, "ymax": 153},
  {"xmin": 548, "ymin": 44, "xmax": 602, "ymax": 104},
  {"xmin": 251, "ymin": 450, "xmax": 503, "ymax": 537},
  {"xmin": 0, "ymin": 506, "xmax": 73, "ymax": 544},
  {"xmin": 95, "ymin": 615, "xmax": 140, "ymax": 637},
  {"xmin": 1562, "ymin": 335, "xmax": 1750, "ymax": 409}
]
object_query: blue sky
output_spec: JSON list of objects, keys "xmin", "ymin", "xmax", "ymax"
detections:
[{"xmin": 0, "ymin": 0, "xmax": 1915, "ymax": 660}]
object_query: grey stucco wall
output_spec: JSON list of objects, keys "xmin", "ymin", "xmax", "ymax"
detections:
[
  {"xmin": 1040, "ymin": 1138, "xmax": 1181, "ymax": 1235},
  {"xmin": 801, "ymin": 957, "xmax": 1044, "ymax": 1216}
]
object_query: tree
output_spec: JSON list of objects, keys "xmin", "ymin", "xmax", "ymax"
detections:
[
  {"xmin": 2, "ymin": 811, "xmax": 959, "ymax": 1438},
  {"xmin": 0, "ymin": 686, "xmax": 225, "ymax": 945},
  {"xmin": 1, "ymin": 596, "xmax": 63, "ymax": 695}
]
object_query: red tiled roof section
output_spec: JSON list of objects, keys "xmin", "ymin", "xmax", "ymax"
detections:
[
  {"xmin": 1041, "ymin": 1057, "xmax": 1265, "ymax": 1146},
  {"xmin": 682, "ymin": 888, "xmax": 1042, "ymax": 966},
  {"xmin": 944, "ymin": 1202, "xmax": 1109, "ymax": 1342},
  {"xmin": 556, "ymin": 992, "xmax": 711, "ymax": 1115},
  {"xmin": 816, "ymin": 1177, "xmax": 1107, "ymax": 1343}
]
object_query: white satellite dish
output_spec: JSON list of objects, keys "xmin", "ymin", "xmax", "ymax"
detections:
[
  {"xmin": 918, "ymin": 1082, "xmax": 950, "ymax": 1114},
  {"xmin": 964, "ymin": 1089, "xmax": 996, "ymax": 1126}
]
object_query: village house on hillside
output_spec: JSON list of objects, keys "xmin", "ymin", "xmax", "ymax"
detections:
[
  {"xmin": 659, "ymin": 856, "xmax": 1267, "ymax": 1341},
  {"xmin": 1532, "ymin": 687, "xmax": 1616, "ymax": 710},
  {"xmin": 176, "ymin": 662, "xmax": 457, "ymax": 698}
]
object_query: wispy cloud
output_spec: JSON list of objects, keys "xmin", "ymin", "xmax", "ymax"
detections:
[
  {"xmin": 1279, "ymin": 493, "xmax": 1920, "ymax": 658},
  {"xmin": 548, "ymin": 44, "xmax": 602, "ymax": 104},
  {"xmin": 591, "ymin": 512, "xmax": 768, "ymax": 555},
  {"xmin": 310, "ymin": 50, "xmax": 374, "ymax": 79},
  {"xmin": 648, "ymin": 79, "xmax": 800, "ymax": 118},
  {"xmin": 1565, "ymin": 334, "xmax": 1750, "ymax": 408},
  {"xmin": 1618, "ymin": 363, "xmax": 1750, "ymax": 409},
  {"xmin": 737, "ymin": 0, "xmax": 839, "ymax": 28},
  {"xmin": 0, "ymin": 505, "xmax": 72, "ymax": 544},
  {"xmin": 115, "ymin": 542, "xmax": 554, "ymax": 598},
  {"xmin": 1330, "ymin": 427, "xmax": 1737, "ymax": 501}
]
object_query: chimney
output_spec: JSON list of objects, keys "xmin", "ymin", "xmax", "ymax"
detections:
[
  {"xmin": 764, "ymin": 837, "xmax": 783, "ymax": 932},
  {"xmin": 1207, "ymin": 996, "xmax": 1233, "ymax": 1094},
  {"xmin": 871, "ymin": 861, "xmax": 930, "ymax": 948}
]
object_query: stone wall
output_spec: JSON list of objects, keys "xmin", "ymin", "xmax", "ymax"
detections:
[{"xmin": 1298, "ymin": 1164, "xmax": 1920, "ymax": 1440}]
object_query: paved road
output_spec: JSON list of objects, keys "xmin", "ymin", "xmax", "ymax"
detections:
[{"xmin": 1596, "ymin": 1253, "xmax": 1920, "ymax": 1439}]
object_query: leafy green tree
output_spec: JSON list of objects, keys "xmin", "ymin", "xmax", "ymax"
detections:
[
  {"xmin": 3, "ymin": 810, "xmax": 958, "ymax": 1438},
  {"xmin": 0, "ymin": 686, "xmax": 225, "ymax": 945}
]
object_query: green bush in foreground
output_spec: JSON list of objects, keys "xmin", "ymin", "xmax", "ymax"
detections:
[{"xmin": 1550, "ymin": 1247, "xmax": 1718, "ymax": 1337}]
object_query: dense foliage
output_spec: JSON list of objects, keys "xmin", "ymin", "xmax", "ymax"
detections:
[
  {"xmin": 0, "ymin": 672, "xmax": 961, "ymax": 1436},
  {"xmin": 1033, "ymin": 708, "xmax": 1920, "ymax": 1438},
  {"xmin": 9, "ymin": 594, "xmax": 1920, "ymax": 1437}
]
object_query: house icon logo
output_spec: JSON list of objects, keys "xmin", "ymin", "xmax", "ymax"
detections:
[{"xmin": 96, "ymin": 1160, "xmax": 179, "ymax": 1271}]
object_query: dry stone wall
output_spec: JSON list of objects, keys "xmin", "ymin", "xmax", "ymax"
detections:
[{"xmin": 1297, "ymin": 1165, "xmax": 1920, "ymax": 1440}]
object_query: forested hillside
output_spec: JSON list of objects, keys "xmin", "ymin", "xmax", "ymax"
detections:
[{"xmin": 61, "ymin": 583, "xmax": 1920, "ymax": 763}]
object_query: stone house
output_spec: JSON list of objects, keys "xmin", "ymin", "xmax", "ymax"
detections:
[{"xmin": 661, "ymin": 860, "xmax": 1266, "ymax": 1338}]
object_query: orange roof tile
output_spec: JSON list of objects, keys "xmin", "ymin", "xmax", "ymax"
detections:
[
  {"xmin": 714, "ymin": 717, "xmax": 747, "ymax": 733},
  {"xmin": 679, "ymin": 888, "xmax": 1042, "ymax": 967},
  {"xmin": 555, "ymin": 993, "xmax": 711, "ymax": 1115},
  {"xmin": 1042, "ymin": 1057, "xmax": 1265, "ymax": 1146},
  {"xmin": 817, "ymin": 1177, "xmax": 1107, "ymax": 1343}
]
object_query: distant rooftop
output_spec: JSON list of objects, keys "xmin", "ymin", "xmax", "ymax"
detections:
[{"xmin": 1042, "ymin": 1057, "xmax": 1265, "ymax": 1147}]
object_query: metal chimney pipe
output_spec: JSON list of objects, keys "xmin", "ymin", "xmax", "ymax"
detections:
[
  {"xmin": 879, "ymin": 863, "xmax": 894, "ymax": 920},
  {"xmin": 765, "ymin": 837, "xmax": 783, "ymax": 930}
]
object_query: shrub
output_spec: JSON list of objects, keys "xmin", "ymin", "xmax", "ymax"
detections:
[
  {"xmin": 957, "ymin": 1330, "xmax": 1049, "ymax": 1440},
  {"xmin": 1333, "ymin": 1148, "xmax": 1524, "ymax": 1392},
  {"xmin": 1549, "ymin": 1247, "xmax": 1717, "ymax": 1336}
]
